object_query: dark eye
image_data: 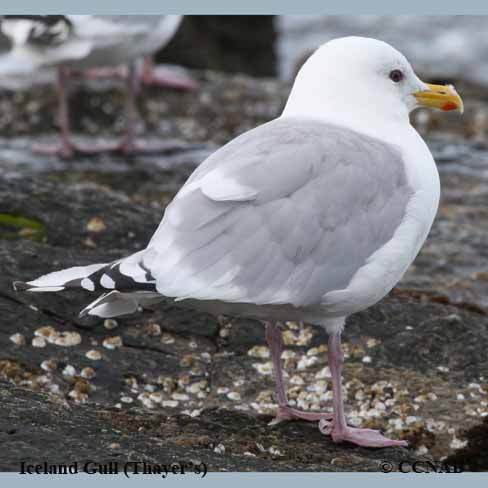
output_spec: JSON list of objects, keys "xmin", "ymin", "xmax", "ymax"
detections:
[{"xmin": 389, "ymin": 69, "xmax": 404, "ymax": 83}]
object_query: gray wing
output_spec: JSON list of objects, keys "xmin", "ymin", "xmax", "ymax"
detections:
[
  {"xmin": 65, "ymin": 16, "xmax": 155, "ymax": 48},
  {"xmin": 146, "ymin": 119, "xmax": 413, "ymax": 307},
  {"xmin": 64, "ymin": 16, "xmax": 180, "ymax": 60},
  {"xmin": 97, "ymin": 15, "xmax": 182, "ymax": 51},
  {"xmin": 95, "ymin": 16, "xmax": 165, "ymax": 29},
  {"xmin": 0, "ymin": 16, "xmax": 179, "ymax": 75}
]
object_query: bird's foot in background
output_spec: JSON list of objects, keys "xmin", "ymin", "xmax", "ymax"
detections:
[
  {"xmin": 319, "ymin": 419, "xmax": 408, "ymax": 448},
  {"xmin": 32, "ymin": 140, "xmax": 127, "ymax": 159},
  {"xmin": 77, "ymin": 67, "xmax": 127, "ymax": 80},
  {"xmin": 77, "ymin": 65, "xmax": 197, "ymax": 91},
  {"xmin": 268, "ymin": 405, "xmax": 333, "ymax": 426},
  {"xmin": 142, "ymin": 66, "xmax": 198, "ymax": 91},
  {"xmin": 32, "ymin": 141, "xmax": 79, "ymax": 159},
  {"xmin": 117, "ymin": 138, "xmax": 190, "ymax": 155}
]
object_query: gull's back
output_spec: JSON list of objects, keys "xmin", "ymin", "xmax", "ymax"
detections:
[
  {"xmin": 62, "ymin": 16, "xmax": 181, "ymax": 69},
  {"xmin": 145, "ymin": 118, "xmax": 413, "ymax": 316}
]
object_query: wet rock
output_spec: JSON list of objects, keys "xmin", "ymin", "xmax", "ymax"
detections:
[
  {"xmin": 345, "ymin": 299, "xmax": 488, "ymax": 382},
  {"xmin": 445, "ymin": 417, "xmax": 488, "ymax": 471},
  {"xmin": 227, "ymin": 319, "xmax": 266, "ymax": 348},
  {"xmin": 0, "ymin": 381, "xmax": 420, "ymax": 472}
]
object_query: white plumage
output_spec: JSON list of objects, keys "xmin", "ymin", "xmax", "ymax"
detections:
[{"xmin": 14, "ymin": 37, "xmax": 463, "ymax": 448}]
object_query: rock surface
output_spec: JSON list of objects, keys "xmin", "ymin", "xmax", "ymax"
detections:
[
  {"xmin": 1, "ymin": 69, "xmax": 488, "ymax": 471},
  {"xmin": 1, "ymin": 381, "xmax": 422, "ymax": 472}
]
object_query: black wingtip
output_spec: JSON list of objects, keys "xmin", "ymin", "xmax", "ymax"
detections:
[{"xmin": 13, "ymin": 281, "xmax": 31, "ymax": 291}]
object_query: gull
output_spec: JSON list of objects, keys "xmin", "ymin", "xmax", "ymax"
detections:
[
  {"xmin": 13, "ymin": 37, "xmax": 463, "ymax": 448},
  {"xmin": 0, "ymin": 15, "xmax": 195, "ymax": 158}
]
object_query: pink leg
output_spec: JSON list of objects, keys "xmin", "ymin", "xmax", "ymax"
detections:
[
  {"xmin": 116, "ymin": 62, "xmax": 188, "ymax": 155},
  {"xmin": 141, "ymin": 57, "xmax": 198, "ymax": 91},
  {"xmin": 75, "ymin": 59, "xmax": 197, "ymax": 91},
  {"xmin": 265, "ymin": 321, "xmax": 333, "ymax": 425},
  {"xmin": 76, "ymin": 66, "xmax": 128, "ymax": 80},
  {"xmin": 32, "ymin": 68, "xmax": 126, "ymax": 158},
  {"xmin": 34, "ymin": 64, "xmax": 185, "ymax": 158},
  {"xmin": 32, "ymin": 68, "xmax": 76, "ymax": 159},
  {"xmin": 119, "ymin": 62, "xmax": 137, "ymax": 153},
  {"xmin": 318, "ymin": 332, "xmax": 408, "ymax": 448}
]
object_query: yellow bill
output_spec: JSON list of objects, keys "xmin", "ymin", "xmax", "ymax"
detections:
[{"xmin": 413, "ymin": 83, "xmax": 464, "ymax": 113}]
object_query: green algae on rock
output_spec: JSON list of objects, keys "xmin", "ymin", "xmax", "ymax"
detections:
[{"xmin": 0, "ymin": 214, "xmax": 46, "ymax": 242}]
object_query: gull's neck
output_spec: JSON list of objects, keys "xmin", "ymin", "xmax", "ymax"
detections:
[
  {"xmin": 281, "ymin": 70, "xmax": 413, "ymax": 147},
  {"xmin": 282, "ymin": 99, "xmax": 413, "ymax": 149},
  {"xmin": 281, "ymin": 77, "xmax": 439, "ymax": 196}
]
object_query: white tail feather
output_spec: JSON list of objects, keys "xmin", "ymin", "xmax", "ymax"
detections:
[
  {"xmin": 13, "ymin": 248, "xmax": 161, "ymax": 318},
  {"xmin": 80, "ymin": 291, "xmax": 162, "ymax": 318},
  {"xmin": 14, "ymin": 263, "xmax": 107, "ymax": 291}
]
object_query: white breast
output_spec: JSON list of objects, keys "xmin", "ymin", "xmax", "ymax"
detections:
[{"xmin": 319, "ymin": 124, "xmax": 440, "ymax": 317}]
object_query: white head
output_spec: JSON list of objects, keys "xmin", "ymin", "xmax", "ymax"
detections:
[{"xmin": 283, "ymin": 37, "xmax": 463, "ymax": 133}]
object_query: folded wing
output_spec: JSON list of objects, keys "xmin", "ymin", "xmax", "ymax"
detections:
[{"xmin": 147, "ymin": 119, "xmax": 413, "ymax": 308}]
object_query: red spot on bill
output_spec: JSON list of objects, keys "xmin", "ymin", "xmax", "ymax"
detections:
[{"xmin": 442, "ymin": 101, "xmax": 458, "ymax": 111}]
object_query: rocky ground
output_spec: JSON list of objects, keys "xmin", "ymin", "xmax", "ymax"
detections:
[{"xmin": 1, "ymin": 67, "xmax": 488, "ymax": 472}]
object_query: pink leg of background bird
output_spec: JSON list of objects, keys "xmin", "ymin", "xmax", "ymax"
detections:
[
  {"xmin": 117, "ymin": 63, "xmax": 186, "ymax": 154},
  {"xmin": 33, "ymin": 63, "xmax": 190, "ymax": 158},
  {"xmin": 265, "ymin": 321, "xmax": 333, "ymax": 424},
  {"xmin": 81, "ymin": 57, "xmax": 197, "ymax": 91},
  {"xmin": 318, "ymin": 331, "xmax": 408, "ymax": 448},
  {"xmin": 32, "ymin": 68, "xmax": 77, "ymax": 158},
  {"xmin": 141, "ymin": 57, "xmax": 198, "ymax": 91},
  {"xmin": 33, "ymin": 67, "xmax": 123, "ymax": 157}
]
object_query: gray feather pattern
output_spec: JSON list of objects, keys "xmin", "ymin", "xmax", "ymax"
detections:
[{"xmin": 147, "ymin": 118, "xmax": 413, "ymax": 307}]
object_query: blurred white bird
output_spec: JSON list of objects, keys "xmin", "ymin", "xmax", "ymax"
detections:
[
  {"xmin": 14, "ymin": 37, "xmax": 463, "ymax": 448},
  {"xmin": 0, "ymin": 15, "xmax": 196, "ymax": 158}
]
